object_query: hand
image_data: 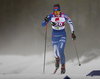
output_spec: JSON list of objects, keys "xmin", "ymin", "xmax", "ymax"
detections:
[
  {"xmin": 44, "ymin": 15, "xmax": 48, "ymax": 22},
  {"xmin": 51, "ymin": 22, "xmax": 56, "ymax": 26},
  {"xmin": 71, "ymin": 31, "xmax": 76, "ymax": 40}
]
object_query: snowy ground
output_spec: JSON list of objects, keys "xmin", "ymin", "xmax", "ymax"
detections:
[{"xmin": 0, "ymin": 52, "xmax": 100, "ymax": 79}]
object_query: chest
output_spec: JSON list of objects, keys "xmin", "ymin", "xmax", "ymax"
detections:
[{"xmin": 51, "ymin": 17, "xmax": 65, "ymax": 23}]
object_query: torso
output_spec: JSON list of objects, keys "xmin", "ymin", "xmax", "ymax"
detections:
[{"xmin": 51, "ymin": 13, "xmax": 65, "ymax": 30}]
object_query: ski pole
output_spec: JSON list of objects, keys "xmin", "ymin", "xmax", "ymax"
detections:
[
  {"xmin": 43, "ymin": 22, "xmax": 47, "ymax": 74},
  {"xmin": 73, "ymin": 40, "xmax": 81, "ymax": 66}
]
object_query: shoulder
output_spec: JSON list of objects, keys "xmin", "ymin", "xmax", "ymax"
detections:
[
  {"xmin": 62, "ymin": 13, "xmax": 68, "ymax": 18},
  {"xmin": 63, "ymin": 13, "xmax": 69, "ymax": 20},
  {"xmin": 51, "ymin": 13, "xmax": 55, "ymax": 17},
  {"xmin": 60, "ymin": 12, "xmax": 70, "ymax": 21},
  {"xmin": 60, "ymin": 12, "xmax": 67, "ymax": 18}
]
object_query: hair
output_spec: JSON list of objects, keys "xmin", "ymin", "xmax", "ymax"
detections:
[{"xmin": 54, "ymin": 4, "xmax": 60, "ymax": 7}]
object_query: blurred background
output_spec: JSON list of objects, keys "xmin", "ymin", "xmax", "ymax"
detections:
[{"xmin": 0, "ymin": 0, "xmax": 100, "ymax": 64}]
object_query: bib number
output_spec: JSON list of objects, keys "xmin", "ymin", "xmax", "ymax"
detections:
[{"xmin": 56, "ymin": 22, "xmax": 62, "ymax": 27}]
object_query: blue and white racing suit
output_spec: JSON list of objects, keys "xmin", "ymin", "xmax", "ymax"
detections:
[{"xmin": 42, "ymin": 13, "xmax": 74, "ymax": 64}]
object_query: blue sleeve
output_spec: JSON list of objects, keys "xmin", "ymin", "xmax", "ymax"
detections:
[
  {"xmin": 64, "ymin": 14, "xmax": 74, "ymax": 33},
  {"xmin": 64, "ymin": 14, "xmax": 72, "ymax": 22},
  {"xmin": 42, "ymin": 14, "xmax": 52, "ymax": 26}
]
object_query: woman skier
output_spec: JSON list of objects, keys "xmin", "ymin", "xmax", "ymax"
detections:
[{"xmin": 42, "ymin": 4, "xmax": 76, "ymax": 74}]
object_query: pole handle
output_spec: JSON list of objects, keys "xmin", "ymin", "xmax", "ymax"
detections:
[{"xmin": 46, "ymin": 22, "xmax": 47, "ymax": 32}]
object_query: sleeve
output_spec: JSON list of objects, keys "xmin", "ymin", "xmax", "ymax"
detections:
[
  {"xmin": 42, "ymin": 14, "xmax": 52, "ymax": 26},
  {"xmin": 64, "ymin": 14, "xmax": 74, "ymax": 33}
]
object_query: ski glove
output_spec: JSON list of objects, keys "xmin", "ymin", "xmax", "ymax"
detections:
[
  {"xmin": 51, "ymin": 22, "xmax": 56, "ymax": 26},
  {"xmin": 71, "ymin": 31, "xmax": 76, "ymax": 40},
  {"xmin": 44, "ymin": 15, "xmax": 48, "ymax": 22}
]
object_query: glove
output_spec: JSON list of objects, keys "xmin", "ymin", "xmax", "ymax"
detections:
[
  {"xmin": 51, "ymin": 22, "xmax": 56, "ymax": 26},
  {"xmin": 44, "ymin": 15, "xmax": 48, "ymax": 22},
  {"xmin": 71, "ymin": 31, "xmax": 76, "ymax": 40}
]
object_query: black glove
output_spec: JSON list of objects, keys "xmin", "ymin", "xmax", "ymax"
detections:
[
  {"xmin": 51, "ymin": 22, "xmax": 56, "ymax": 26},
  {"xmin": 44, "ymin": 15, "xmax": 48, "ymax": 22},
  {"xmin": 71, "ymin": 31, "xmax": 76, "ymax": 40}
]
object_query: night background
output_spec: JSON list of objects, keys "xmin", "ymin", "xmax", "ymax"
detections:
[{"xmin": 0, "ymin": 0, "xmax": 100, "ymax": 64}]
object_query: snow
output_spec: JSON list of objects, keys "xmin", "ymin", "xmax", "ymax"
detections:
[{"xmin": 0, "ymin": 52, "xmax": 100, "ymax": 79}]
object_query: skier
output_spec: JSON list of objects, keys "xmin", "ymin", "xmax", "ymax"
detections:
[{"xmin": 42, "ymin": 4, "xmax": 76, "ymax": 74}]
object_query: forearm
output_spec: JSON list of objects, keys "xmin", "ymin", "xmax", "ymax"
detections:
[{"xmin": 67, "ymin": 20, "xmax": 74, "ymax": 33}]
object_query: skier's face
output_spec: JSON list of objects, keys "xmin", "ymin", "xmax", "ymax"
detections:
[{"xmin": 54, "ymin": 11, "xmax": 60, "ymax": 17}]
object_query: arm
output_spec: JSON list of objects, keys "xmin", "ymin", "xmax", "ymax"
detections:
[
  {"xmin": 64, "ymin": 14, "xmax": 74, "ymax": 33},
  {"xmin": 42, "ymin": 14, "xmax": 52, "ymax": 26},
  {"xmin": 65, "ymin": 14, "xmax": 76, "ymax": 40}
]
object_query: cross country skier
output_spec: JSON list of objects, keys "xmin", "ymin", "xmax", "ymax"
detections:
[{"xmin": 42, "ymin": 4, "xmax": 76, "ymax": 74}]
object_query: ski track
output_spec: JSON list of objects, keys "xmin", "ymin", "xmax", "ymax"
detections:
[
  {"xmin": 0, "ymin": 53, "xmax": 100, "ymax": 79},
  {"xmin": 0, "ymin": 74, "xmax": 100, "ymax": 79}
]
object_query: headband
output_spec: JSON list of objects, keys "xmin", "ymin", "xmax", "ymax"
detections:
[{"xmin": 53, "ymin": 6, "xmax": 60, "ymax": 11}]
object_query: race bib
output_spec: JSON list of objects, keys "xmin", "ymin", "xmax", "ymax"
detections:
[{"xmin": 51, "ymin": 17, "xmax": 65, "ymax": 30}]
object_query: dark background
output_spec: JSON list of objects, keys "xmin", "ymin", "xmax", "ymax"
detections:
[{"xmin": 0, "ymin": 0, "xmax": 100, "ymax": 63}]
